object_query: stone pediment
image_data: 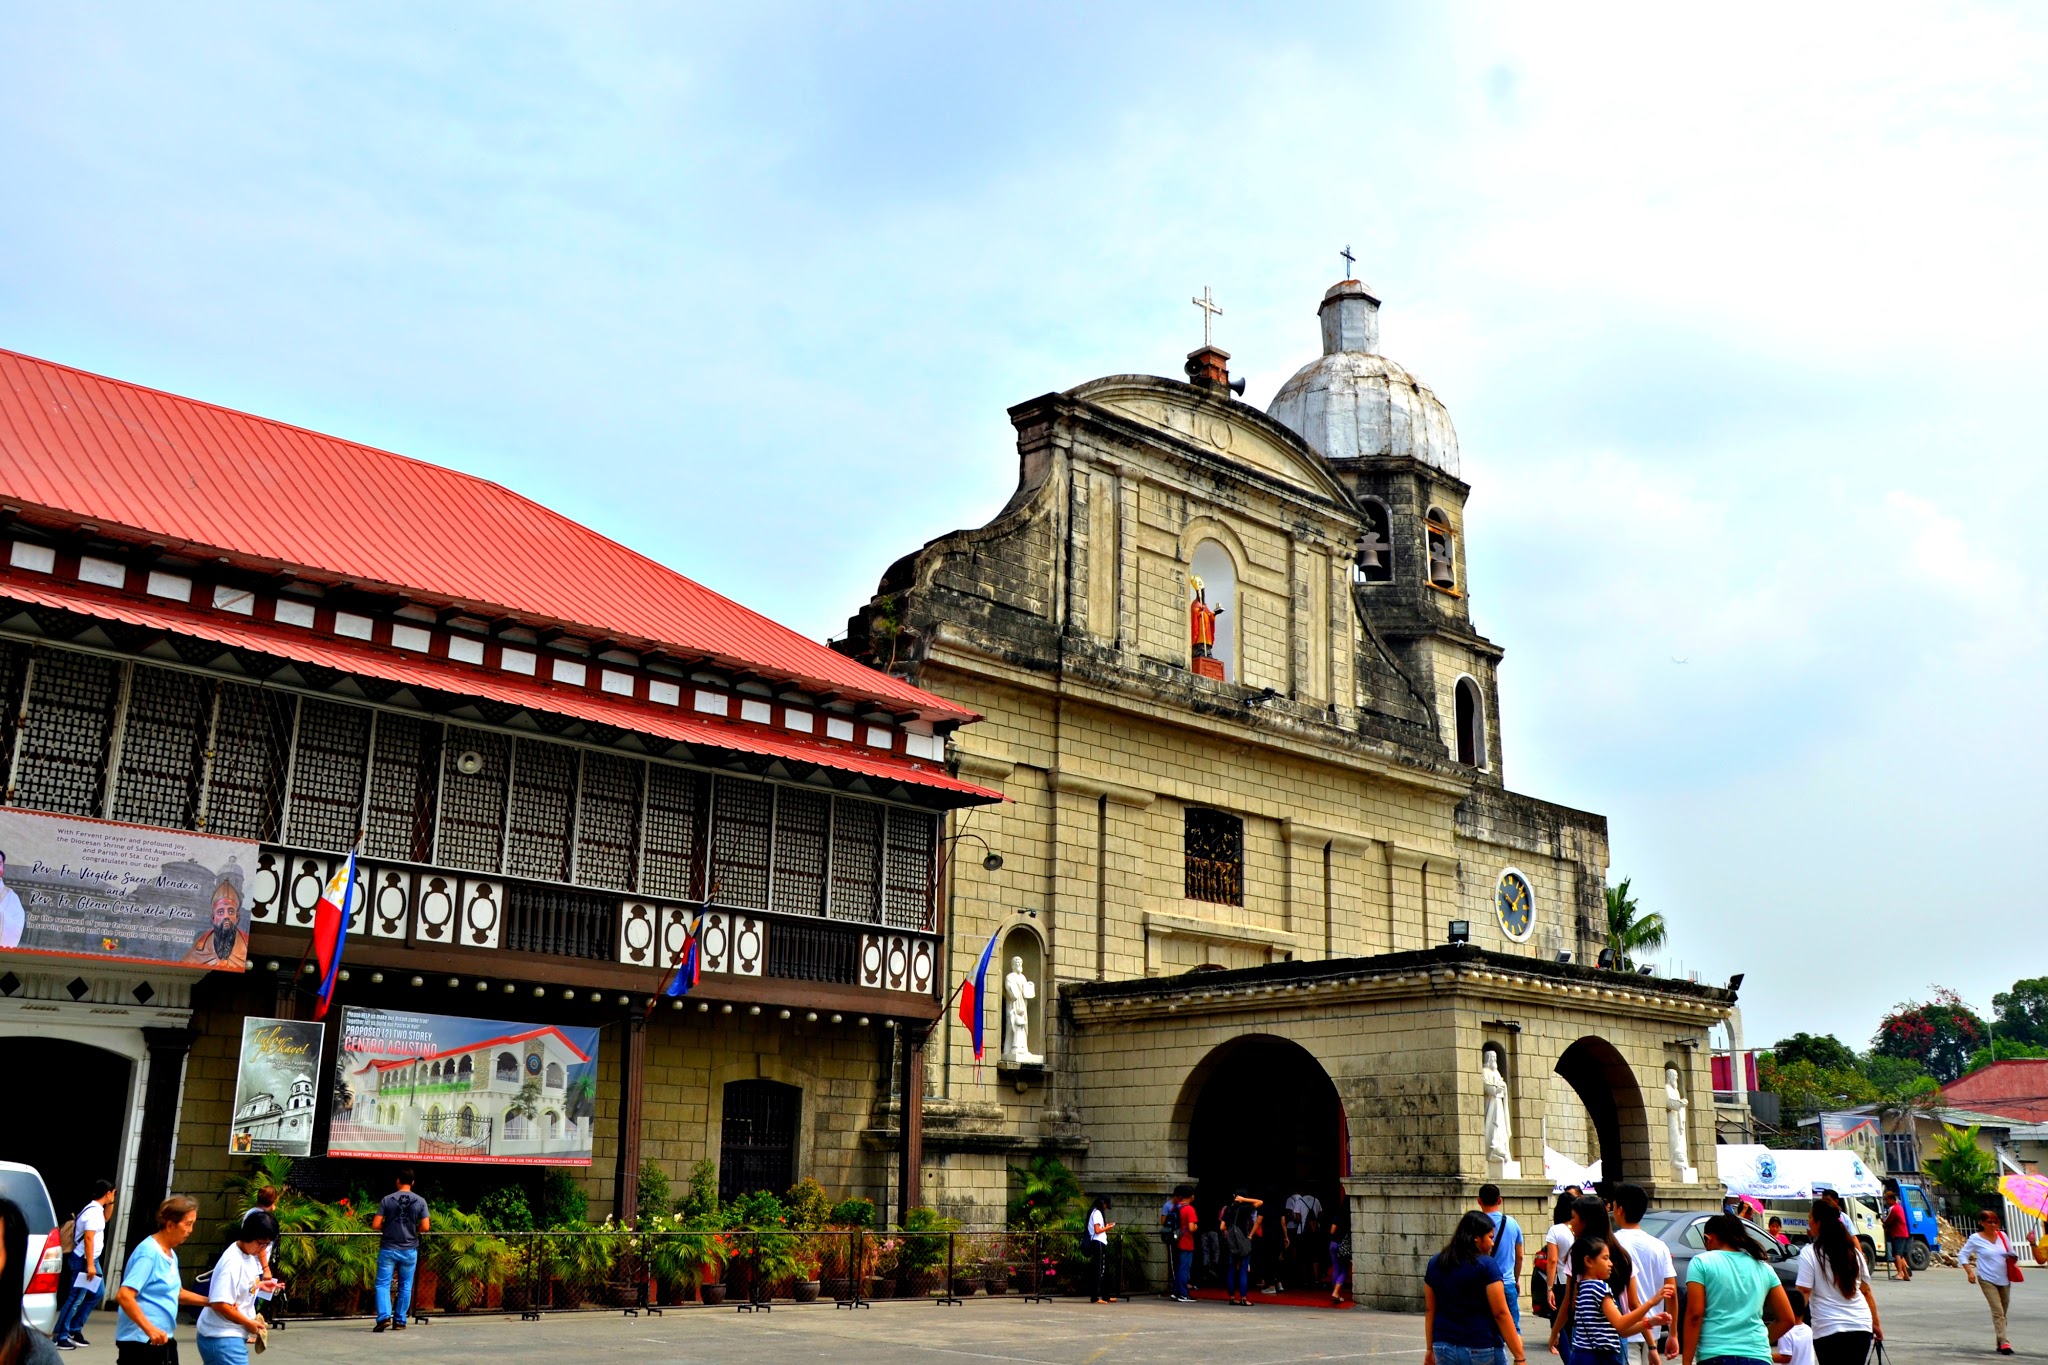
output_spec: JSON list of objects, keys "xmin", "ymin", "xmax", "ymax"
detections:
[{"xmin": 1069, "ymin": 375, "xmax": 1352, "ymax": 509}]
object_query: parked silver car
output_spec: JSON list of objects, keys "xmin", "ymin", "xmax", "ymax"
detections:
[{"xmin": 0, "ymin": 1161, "xmax": 63, "ymax": 1335}]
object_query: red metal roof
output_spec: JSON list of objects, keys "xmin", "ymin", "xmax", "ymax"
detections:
[
  {"xmin": 365, "ymin": 1025, "xmax": 592, "ymax": 1070},
  {"xmin": 0, "ymin": 575, "xmax": 999, "ymax": 802},
  {"xmin": 0, "ymin": 348, "xmax": 968, "ymax": 722}
]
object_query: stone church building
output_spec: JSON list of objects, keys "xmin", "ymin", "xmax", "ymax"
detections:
[{"xmin": 841, "ymin": 279, "xmax": 1736, "ymax": 1306}]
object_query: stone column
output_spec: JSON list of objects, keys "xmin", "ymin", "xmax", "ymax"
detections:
[
  {"xmin": 897, "ymin": 1020, "xmax": 929, "ymax": 1224},
  {"xmin": 124, "ymin": 1026, "xmax": 196, "ymax": 1252},
  {"xmin": 611, "ymin": 1009, "xmax": 647, "ymax": 1224}
]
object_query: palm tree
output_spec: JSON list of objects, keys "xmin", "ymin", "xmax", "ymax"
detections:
[{"xmin": 1604, "ymin": 877, "xmax": 1667, "ymax": 970}]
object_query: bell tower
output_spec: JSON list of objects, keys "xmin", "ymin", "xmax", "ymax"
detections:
[{"xmin": 1268, "ymin": 278, "xmax": 1505, "ymax": 781}]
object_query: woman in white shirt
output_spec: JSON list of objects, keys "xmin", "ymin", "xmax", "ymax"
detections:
[
  {"xmin": 1085, "ymin": 1197, "xmax": 1116, "ymax": 1304},
  {"xmin": 1960, "ymin": 1206, "xmax": 2019, "ymax": 1356},
  {"xmin": 1540, "ymin": 1192, "xmax": 1576, "ymax": 1316},
  {"xmin": 1793, "ymin": 1200, "xmax": 1881, "ymax": 1365},
  {"xmin": 197, "ymin": 1211, "xmax": 281, "ymax": 1365}
]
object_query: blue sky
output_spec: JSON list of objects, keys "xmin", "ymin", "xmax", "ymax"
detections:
[{"xmin": 4, "ymin": 4, "xmax": 2044, "ymax": 1051}]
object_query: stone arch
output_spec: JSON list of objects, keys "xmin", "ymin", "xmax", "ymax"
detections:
[
  {"xmin": 1454, "ymin": 675, "xmax": 1488, "ymax": 768},
  {"xmin": 1554, "ymin": 1035, "xmax": 1651, "ymax": 1184},
  {"xmin": 1173, "ymin": 1034, "xmax": 1346, "ymax": 1235}
]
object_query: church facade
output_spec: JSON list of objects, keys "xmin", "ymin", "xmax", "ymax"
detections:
[{"xmin": 841, "ymin": 279, "xmax": 1736, "ymax": 1306}]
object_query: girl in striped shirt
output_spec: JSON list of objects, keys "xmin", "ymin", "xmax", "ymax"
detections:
[{"xmin": 1570, "ymin": 1237, "xmax": 1672, "ymax": 1365}]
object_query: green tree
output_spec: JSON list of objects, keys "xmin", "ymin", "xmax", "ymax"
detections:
[
  {"xmin": 1872, "ymin": 988, "xmax": 1989, "ymax": 1083},
  {"xmin": 1992, "ymin": 977, "xmax": 2048, "ymax": 1048},
  {"xmin": 1769, "ymin": 1033, "xmax": 1859, "ymax": 1073},
  {"xmin": 1758, "ymin": 1056, "xmax": 1876, "ymax": 1120},
  {"xmin": 1963, "ymin": 1037, "xmax": 2048, "ymax": 1077},
  {"xmin": 1604, "ymin": 877, "xmax": 1666, "ymax": 969},
  {"xmin": 1926, "ymin": 1124, "xmax": 1998, "ymax": 1215}
]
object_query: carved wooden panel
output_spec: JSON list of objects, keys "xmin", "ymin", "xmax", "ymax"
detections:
[
  {"xmin": 284, "ymin": 855, "xmax": 330, "ymax": 929},
  {"xmin": 459, "ymin": 879, "xmax": 503, "ymax": 949},
  {"xmin": 659, "ymin": 906, "xmax": 694, "ymax": 970},
  {"xmin": 699, "ymin": 910, "xmax": 731, "ymax": 973},
  {"xmin": 369, "ymin": 868, "xmax": 412, "ymax": 939},
  {"xmin": 730, "ymin": 914, "xmax": 764, "ymax": 977},
  {"xmin": 859, "ymin": 933, "xmax": 886, "ymax": 989},
  {"xmin": 345, "ymin": 859, "xmax": 370, "ymax": 936},
  {"xmin": 415, "ymin": 874, "xmax": 458, "ymax": 943},
  {"xmin": 617, "ymin": 899, "xmax": 659, "ymax": 966},
  {"xmin": 908, "ymin": 938, "xmax": 935, "ymax": 995},
  {"xmin": 884, "ymin": 935, "xmax": 909, "ymax": 991},
  {"xmin": 249, "ymin": 849, "xmax": 285, "ymax": 924}
]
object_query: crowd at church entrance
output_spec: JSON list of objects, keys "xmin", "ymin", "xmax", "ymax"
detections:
[
  {"xmin": 1147, "ymin": 1184, "xmax": 1350, "ymax": 1306},
  {"xmin": 1422, "ymin": 1183, "xmax": 1916, "ymax": 1365}
]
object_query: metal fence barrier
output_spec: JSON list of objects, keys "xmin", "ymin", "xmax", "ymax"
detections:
[{"xmin": 261, "ymin": 1227, "xmax": 1117, "ymax": 1321}]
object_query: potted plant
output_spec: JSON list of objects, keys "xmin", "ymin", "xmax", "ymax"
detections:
[
  {"xmin": 643, "ymin": 1211, "xmax": 725, "ymax": 1305},
  {"xmin": 724, "ymin": 1190, "xmax": 799, "ymax": 1305},
  {"xmin": 867, "ymin": 1235, "xmax": 902, "ymax": 1298},
  {"xmin": 423, "ymin": 1206, "xmax": 516, "ymax": 1313},
  {"xmin": 979, "ymin": 1233, "xmax": 1011, "ymax": 1296},
  {"xmin": 896, "ymin": 1207, "xmax": 956, "ymax": 1298},
  {"xmin": 790, "ymin": 1239, "xmax": 823, "ymax": 1303}
]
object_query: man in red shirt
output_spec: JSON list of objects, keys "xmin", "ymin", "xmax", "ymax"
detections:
[
  {"xmin": 1172, "ymin": 1186, "xmax": 1198, "ymax": 1301},
  {"xmin": 1882, "ymin": 1184, "xmax": 1913, "ymax": 1281}
]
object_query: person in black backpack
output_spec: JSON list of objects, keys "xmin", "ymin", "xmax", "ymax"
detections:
[{"xmin": 1221, "ymin": 1191, "xmax": 1262, "ymax": 1306}]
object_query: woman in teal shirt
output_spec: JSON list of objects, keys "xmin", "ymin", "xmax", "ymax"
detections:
[
  {"xmin": 116, "ymin": 1195, "xmax": 208, "ymax": 1363},
  {"xmin": 1681, "ymin": 1214, "xmax": 1793, "ymax": 1365}
]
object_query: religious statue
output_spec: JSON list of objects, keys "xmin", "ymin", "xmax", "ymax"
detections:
[
  {"xmin": 1003, "ymin": 955, "xmax": 1042, "ymax": 1066},
  {"xmin": 1481, "ymin": 1047, "xmax": 1513, "ymax": 1164},
  {"xmin": 1188, "ymin": 575, "xmax": 1223, "ymax": 659},
  {"xmin": 1665, "ymin": 1064, "xmax": 1690, "ymax": 1172}
]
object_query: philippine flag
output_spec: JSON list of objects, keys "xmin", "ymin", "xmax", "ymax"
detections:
[
  {"xmin": 309, "ymin": 852, "xmax": 356, "ymax": 1021},
  {"xmin": 663, "ymin": 915, "xmax": 703, "ymax": 1000},
  {"xmin": 957, "ymin": 928, "xmax": 1001, "ymax": 1061}
]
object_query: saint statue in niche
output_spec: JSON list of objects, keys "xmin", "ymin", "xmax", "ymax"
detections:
[
  {"xmin": 1189, "ymin": 575, "xmax": 1223, "ymax": 658},
  {"xmin": 1481, "ymin": 1046, "xmax": 1513, "ymax": 1164},
  {"xmin": 1665, "ymin": 1064, "xmax": 1690, "ymax": 1172},
  {"xmin": 1003, "ymin": 955, "xmax": 1042, "ymax": 1065}
]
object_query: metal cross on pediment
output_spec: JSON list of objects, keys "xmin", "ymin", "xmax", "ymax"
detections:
[
  {"xmin": 1191, "ymin": 286, "xmax": 1222, "ymax": 347},
  {"xmin": 1340, "ymin": 245, "xmax": 1356, "ymax": 279}
]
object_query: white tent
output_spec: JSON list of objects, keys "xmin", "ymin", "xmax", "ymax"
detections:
[
  {"xmin": 1717, "ymin": 1144, "xmax": 1884, "ymax": 1200},
  {"xmin": 1544, "ymin": 1145, "xmax": 1603, "ymax": 1193}
]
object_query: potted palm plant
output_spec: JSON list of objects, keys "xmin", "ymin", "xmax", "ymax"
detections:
[{"xmin": 896, "ymin": 1207, "xmax": 956, "ymax": 1298}]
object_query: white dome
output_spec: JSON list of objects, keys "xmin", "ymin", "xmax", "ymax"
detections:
[{"xmin": 1267, "ymin": 280, "xmax": 1460, "ymax": 478}]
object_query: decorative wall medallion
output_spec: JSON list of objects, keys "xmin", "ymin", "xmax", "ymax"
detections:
[
  {"xmin": 731, "ymin": 915, "xmax": 764, "ymax": 977},
  {"xmin": 460, "ymin": 880, "xmax": 502, "ymax": 948},
  {"xmin": 416, "ymin": 876, "xmax": 456, "ymax": 942},
  {"xmin": 1496, "ymin": 868, "xmax": 1535, "ymax": 943},
  {"xmin": 699, "ymin": 911, "xmax": 731, "ymax": 973},
  {"xmin": 659, "ymin": 906, "xmax": 693, "ymax": 970},
  {"xmin": 617, "ymin": 900, "xmax": 657, "ymax": 965},
  {"xmin": 249, "ymin": 850, "xmax": 285, "ymax": 923},
  {"xmin": 369, "ymin": 869, "xmax": 412, "ymax": 939},
  {"xmin": 859, "ymin": 933, "xmax": 886, "ymax": 989},
  {"xmin": 285, "ymin": 856, "xmax": 329, "ymax": 927},
  {"xmin": 908, "ymin": 938, "xmax": 935, "ymax": 994},
  {"xmin": 884, "ymin": 935, "xmax": 909, "ymax": 991}
]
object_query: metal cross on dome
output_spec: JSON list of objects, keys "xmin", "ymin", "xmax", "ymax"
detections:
[
  {"xmin": 1340, "ymin": 245, "xmax": 1356, "ymax": 279},
  {"xmin": 1191, "ymin": 286, "xmax": 1222, "ymax": 347}
]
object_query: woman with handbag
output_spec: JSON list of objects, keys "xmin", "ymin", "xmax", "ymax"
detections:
[
  {"xmin": 1960, "ymin": 1206, "xmax": 2021, "ymax": 1356},
  {"xmin": 1793, "ymin": 1201, "xmax": 1881, "ymax": 1365}
]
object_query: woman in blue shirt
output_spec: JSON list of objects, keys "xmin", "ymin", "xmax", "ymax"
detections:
[
  {"xmin": 1424, "ymin": 1210, "xmax": 1528, "ymax": 1365},
  {"xmin": 116, "ymin": 1196, "xmax": 208, "ymax": 1364}
]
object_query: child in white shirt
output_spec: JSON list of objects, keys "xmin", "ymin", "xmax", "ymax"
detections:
[{"xmin": 1773, "ymin": 1288, "xmax": 1816, "ymax": 1365}]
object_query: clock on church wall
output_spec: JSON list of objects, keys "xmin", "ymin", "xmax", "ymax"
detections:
[{"xmin": 1495, "ymin": 869, "xmax": 1534, "ymax": 943}]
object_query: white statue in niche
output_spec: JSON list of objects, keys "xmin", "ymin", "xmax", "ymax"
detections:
[
  {"xmin": 1665, "ymin": 1064, "xmax": 1692, "ymax": 1173},
  {"xmin": 1481, "ymin": 1047, "xmax": 1513, "ymax": 1164},
  {"xmin": 1003, "ymin": 956, "xmax": 1041, "ymax": 1065}
]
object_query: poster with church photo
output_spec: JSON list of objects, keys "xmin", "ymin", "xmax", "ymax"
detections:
[
  {"xmin": 230, "ymin": 1017, "xmax": 325, "ymax": 1157},
  {"xmin": 328, "ymin": 1006, "xmax": 600, "ymax": 1166}
]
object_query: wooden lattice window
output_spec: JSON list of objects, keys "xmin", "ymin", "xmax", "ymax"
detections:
[
  {"xmin": 505, "ymin": 738, "xmax": 575, "ymax": 882},
  {"xmin": 828, "ymin": 797, "xmax": 883, "ymax": 923},
  {"xmin": 111, "ymin": 665, "xmax": 210, "ymax": 830},
  {"xmin": 1184, "ymin": 807, "xmax": 1244, "ymax": 906},
  {"xmin": 639, "ymin": 764, "xmax": 707, "ymax": 900},
  {"xmin": 364, "ymin": 713, "xmax": 440, "ymax": 864},
  {"xmin": 14, "ymin": 650, "xmax": 122, "ymax": 817},
  {"xmin": 709, "ymin": 776, "xmax": 772, "ymax": 909},
  {"xmin": 437, "ymin": 727, "xmax": 510, "ymax": 873},
  {"xmin": 205, "ymin": 683, "xmax": 293, "ymax": 841},
  {"xmin": 883, "ymin": 807, "xmax": 936, "ymax": 931},
  {"xmin": 285, "ymin": 698, "xmax": 370, "ymax": 852},
  {"xmin": 769, "ymin": 787, "xmax": 828, "ymax": 916},
  {"xmin": 574, "ymin": 751, "xmax": 642, "ymax": 891}
]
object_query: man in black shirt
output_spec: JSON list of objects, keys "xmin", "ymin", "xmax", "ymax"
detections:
[{"xmin": 370, "ymin": 1168, "xmax": 430, "ymax": 1331}]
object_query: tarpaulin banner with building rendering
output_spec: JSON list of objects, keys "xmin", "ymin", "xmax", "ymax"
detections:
[
  {"xmin": 230, "ymin": 1016, "xmax": 325, "ymax": 1157},
  {"xmin": 327, "ymin": 1006, "xmax": 600, "ymax": 1166},
  {"xmin": 0, "ymin": 806, "xmax": 255, "ymax": 970}
]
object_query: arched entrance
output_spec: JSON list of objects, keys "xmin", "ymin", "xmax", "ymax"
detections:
[
  {"xmin": 0, "ymin": 1038, "xmax": 132, "ymax": 1225},
  {"xmin": 1180, "ymin": 1035, "xmax": 1345, "ymax": 1286},
  {"xmin": 1554, "ymin": 1036, "xmax": 1648, "ymax": 1184}
]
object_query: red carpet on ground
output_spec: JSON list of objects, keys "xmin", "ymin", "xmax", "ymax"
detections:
[{"xmin": 1188, "ymin": 1287, "xmax": 1354, "ymax": 1309}]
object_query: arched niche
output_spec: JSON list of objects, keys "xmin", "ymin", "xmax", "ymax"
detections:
[
  {"xmin": 1000, "ymin": 923, "xmax": 1046, "ymax": 1066},
  {"xmin": 1189, "ymin": 539, "xmax": 1239, "ymax": 683},
  {"xmin": 1454, "ymin": 676, "xmax": 1488, "ymax": 768}
]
